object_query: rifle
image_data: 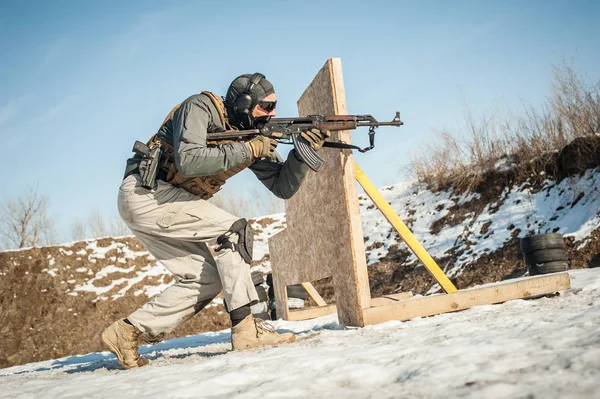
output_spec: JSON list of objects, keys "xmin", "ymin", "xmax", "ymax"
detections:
[{"xmin": 207, "ymin": 112, "xmax": 404, "ymax": 171}]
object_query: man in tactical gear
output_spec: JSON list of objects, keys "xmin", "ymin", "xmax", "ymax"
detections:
[{"xmin": 101, "ymin": 73, "xmax": 329, "ymax": 369}]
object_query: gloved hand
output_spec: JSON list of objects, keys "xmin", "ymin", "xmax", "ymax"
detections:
[
  {"xmin": 300, "ymin": 128, "xmax": 331, "ymax": 150},
  {"xmin": 246, "ymin": 135, "xmax": 278, "ymax": 159}
]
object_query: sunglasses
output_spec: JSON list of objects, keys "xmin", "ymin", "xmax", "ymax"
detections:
[{"xmin": 257, "ymin": 101, "xmax": 277, "ymax": 113}]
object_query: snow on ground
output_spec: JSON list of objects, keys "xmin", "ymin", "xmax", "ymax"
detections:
[{"xmin": 1, "ymin": 268, "xmax": 598, "ymax": 399}]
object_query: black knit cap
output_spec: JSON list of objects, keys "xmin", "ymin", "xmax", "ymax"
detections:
[{"xmin": 224, "ymin": 73, "xmax": 275, "ymax": 112}]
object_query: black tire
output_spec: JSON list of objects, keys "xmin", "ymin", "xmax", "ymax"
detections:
[
  {"xmin": 256, "ymin": 286, "xmax": 268, "ymax": 302},
  {"xmin": 520, "ymin": 233, "xmax": 565, "ymax": 254},
  {"xmin": 525, "ymin": 249, "xmax": 568, "ymax": 265},
  {"xmin": 287, "ymin": 284, "xmax": 308, "ymax": 300},
  {"xmin": 251, "ymin": 271, "xmax": 265, "ymax": 286},
  {"xmin": 529, "ymin": 261, "xmax": 569, "ymax": 275},
  {"xmin": 253, "ymin": 312, "xmax": 271, "ymax": 321}
]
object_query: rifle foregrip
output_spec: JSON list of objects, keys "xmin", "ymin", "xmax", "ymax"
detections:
[{"xmin": 292, "ymin": 135, "xmax": 324, "ymax": 172}]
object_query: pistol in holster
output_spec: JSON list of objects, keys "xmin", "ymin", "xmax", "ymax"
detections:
[{"xmin": 132, "ymin": 140, "xmax": 162, "ymax": 190}]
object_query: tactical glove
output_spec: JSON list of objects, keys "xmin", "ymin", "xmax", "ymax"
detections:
[
  {"xmin": 246, "ymin": 135, "xmax": 278, "ymax": 159},
  {"xmin": 300, "ymin": 128, "xmax": 331, "ymax": 150}
]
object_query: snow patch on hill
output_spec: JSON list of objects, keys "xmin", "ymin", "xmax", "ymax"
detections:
[{"xmin": 360, "ymin": 167, "xmax": 600, "ymax": 276}]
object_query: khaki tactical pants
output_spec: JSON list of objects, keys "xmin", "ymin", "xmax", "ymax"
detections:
[{"xmin": 117, "ymin": 174, "xmax": 259, "ymax": 337}]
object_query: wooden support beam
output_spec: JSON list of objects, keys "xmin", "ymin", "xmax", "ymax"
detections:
[
  {"xmin": 288, "ymin": 304, "xmax": 338, "ymax": 321},
  {"xmin": 354, "ymin": 162, "xmax": 457, "ymax": 294},
  {"xmin": 301, "ymin": 282, "xmax": 327, "ymax": 307},
  {"xmin": 364, "ymin": 273, "xmax": 570, "ymax": 325},
  {"xmin": 370, "ymin": 292, "xmax": 413, "ymax": 307},
  {"xmin": 287, "ymin": 292, "xmax": 415, "ymax": 321}
]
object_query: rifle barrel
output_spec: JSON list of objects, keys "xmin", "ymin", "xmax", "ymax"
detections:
[{"xmin": 356, "ymin": 121, "xmax": 404, "ymax": 127}]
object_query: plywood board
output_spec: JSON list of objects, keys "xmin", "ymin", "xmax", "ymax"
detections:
[
  {"xmin": 269, "ymin": 58, "xmax": 370, "ymax": 326},
  {"xmin": 364, "ymin": 273, "xmax": 571, "ymax": 325}
]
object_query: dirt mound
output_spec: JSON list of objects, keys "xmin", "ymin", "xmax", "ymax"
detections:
[{"xmin": 0, "ymin": 237, "xmax": 229, "ymax": 368}]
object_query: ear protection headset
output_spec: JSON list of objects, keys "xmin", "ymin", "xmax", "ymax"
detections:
[{"xmin": 232, "ymin": 72, "xmax": 265, "ymax": 117}]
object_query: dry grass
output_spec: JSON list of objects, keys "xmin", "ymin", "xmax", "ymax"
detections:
[{"xmin": 411, "ymin": 64, "xmax": 600, "ymax": 192}]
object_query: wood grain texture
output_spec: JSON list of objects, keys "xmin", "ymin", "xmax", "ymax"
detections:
[
  {"xmin": 370, "ymin": 292, "xmax": 413, "ymax": 307},
  {"xmin": 269, "ymin": 58, "xmax": 370, "ymax": 326},
  {"xmin": 287, "ymin": 304, "xmax": 338, "ymax": 321},
  {"xmin": 364, "ymin": 273, "xmax": 571, "ymax": 325},
  {"xmin": 287, "ymin": 292, "xmax": 414, "ymax": 321}
]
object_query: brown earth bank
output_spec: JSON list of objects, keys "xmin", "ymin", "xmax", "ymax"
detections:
[{"xmin": 0, "ymin": 237, "xmax": 229, "ymax": 369}]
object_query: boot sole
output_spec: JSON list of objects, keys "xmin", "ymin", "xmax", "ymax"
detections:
[{"xmin": 101, "ymin": 331, "xmax": 148, "ymax": 369}]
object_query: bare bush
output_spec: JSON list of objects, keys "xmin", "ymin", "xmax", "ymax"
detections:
[
  {"xmin": 0, "ymin": 188, "xmax": 54, "ymax": 249},
  {"xmin": 111, "ymin": 216, "xmax": 130, "ymax": 237},
  {"xmin": 88, "ymin": 209, "xmax": 108, "ymax": 238},
  {"xmin": 80, "ymin": 210, "xmax": 130, "ymax": 240},
  {"xmin": 70, "ymin": 218, "xmax": 88, "ymax": 241},
  {"xmin": 411, "ymin": 64, "xmax": 600, "ymax": 192}
]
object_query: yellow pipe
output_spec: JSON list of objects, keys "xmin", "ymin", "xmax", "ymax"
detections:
[{"xmin": 354, "ymin": 162, "xmax": 458, "ymax": 294}]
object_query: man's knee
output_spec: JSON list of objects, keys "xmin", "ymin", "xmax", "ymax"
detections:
[{"xmin": 215, "ymin": 218, "xmax": 254, "ymax": 264}]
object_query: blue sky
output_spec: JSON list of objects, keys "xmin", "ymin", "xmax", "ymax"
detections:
[{"xmin": 1, "ymin": 0, "xmax": 599, "ymax": 244}]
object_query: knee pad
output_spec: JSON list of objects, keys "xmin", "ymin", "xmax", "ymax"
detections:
[{"xmin": 216, "ymin": 218, "xmax": 254, "ymax": 264}]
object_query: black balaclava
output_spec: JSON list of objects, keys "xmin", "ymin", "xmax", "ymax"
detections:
[{"xmin": 224, "ymin": 73, "xmax": 275, "ymax": 130}]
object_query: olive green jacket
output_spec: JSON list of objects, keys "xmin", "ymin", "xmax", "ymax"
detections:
[{"xmin": 125, "ymin": 93, "xmax": 310, "ymax": 199}]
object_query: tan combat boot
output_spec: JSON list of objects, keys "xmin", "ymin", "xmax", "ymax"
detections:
[
  {"xmin": 101, "ymin": 319, "xmax": 149, "ymax": 369},
  {"xmin": 231, "ymin": 315, "xmax": 296, "ymax": 350}
]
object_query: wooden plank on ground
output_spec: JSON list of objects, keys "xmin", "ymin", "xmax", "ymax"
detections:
[
  {"xmin": 364, "ymin": 273, "xmax": 570, "ymax": 325},
  {"xmin": 269, "ymin": 58, "xmax": 370, "ymax": 325},
  {"xmin": 288, "ymin": 304, "xmax": 338, "ymax": 321},
  {"xmin": 370, "ymin": 292, "xmax": 413, "ymax": 307},
  {"xmin": 288, "ymin": 292, "xmax": 415, "ymax": 321}
]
